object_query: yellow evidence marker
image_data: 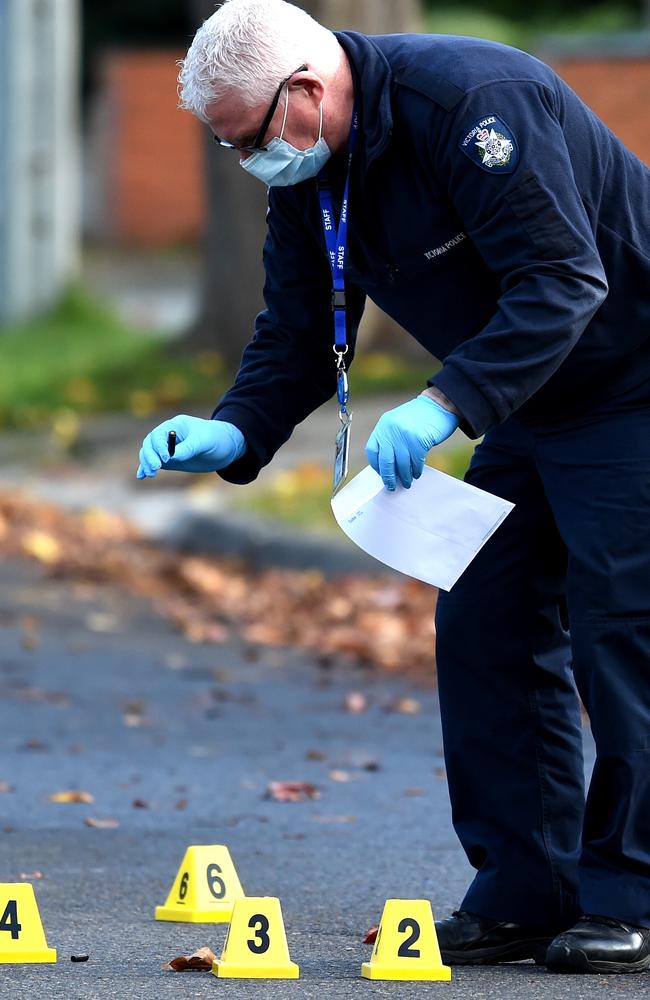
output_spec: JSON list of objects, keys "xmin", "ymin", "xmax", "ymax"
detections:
[
  {"xmin": 361, "ymin": 899, "xmax": 451, "ymax": 981},
  {"xmin": 212, "ymin": 897, "xmax": 300, "ymax": 979},
  {"xmin": 155, "ymin": 845, "xmax": 244, "ymax": 923},
  {"xmin": 0, "ymin": 884, "xmax": 57, "ymax": 963}
]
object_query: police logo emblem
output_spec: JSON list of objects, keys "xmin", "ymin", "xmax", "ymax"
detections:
[
  {"xmin": 476, "ymin": 128, "xmax": 513, "ymax": 168},
  {"xmin": 459, "ymin": 115, "xmax": 518, "ymax": 174}
]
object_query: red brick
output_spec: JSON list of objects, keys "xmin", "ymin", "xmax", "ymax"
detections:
[
  {"xmin": 100, "ymin": 50, "xmax": 205, "ymax": 246},
  {"xmin": 551, "ymin": 58, "xmax": 650, "ymax": 165}
]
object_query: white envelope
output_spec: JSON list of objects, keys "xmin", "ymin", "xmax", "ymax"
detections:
[{"xmin": 331, "ymin": 465, "xmax": 514, "ymax": 591}]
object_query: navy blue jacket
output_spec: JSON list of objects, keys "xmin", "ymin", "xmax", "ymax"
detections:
[{"xmin": 213, "ymin": 31, "xmax": 650, "ymax": 484}]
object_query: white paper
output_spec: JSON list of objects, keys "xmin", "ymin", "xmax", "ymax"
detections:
[{"xmin": 331, "ymin": 465, "xmax": 514, "ymax": 591}]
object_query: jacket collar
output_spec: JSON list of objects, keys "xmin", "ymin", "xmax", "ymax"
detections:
[{"xmin": 334, "ymin": 31, "xmax": 394, "ymax": 168}]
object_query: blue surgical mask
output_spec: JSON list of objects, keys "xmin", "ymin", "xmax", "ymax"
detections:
[{"xmin": 240, "ymin": 91, "xmax": 331, "ymax": 187}]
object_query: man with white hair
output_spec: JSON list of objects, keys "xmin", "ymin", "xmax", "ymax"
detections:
[{"xmin": 137, "ymin": 0, "xmax": 650, "ymax": 974}]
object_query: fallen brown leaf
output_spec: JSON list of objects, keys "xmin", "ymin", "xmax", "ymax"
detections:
[
  {"xmin": 132, "ymin": 799, "xmax": 149, "ymax": 809},
  {"xmin": 122, "ymin": 701, "xmax": 148, "ymax": 728},
  {"xmin": 266, "ymin": 781, "xmax": 320, "ymax": 803},
  {"xmin": 165, "ymin": 957, "xmax": 189, "ymax": 972},
  {"xmin": 123, "ymin": 713, "xmax": 147, "ymax": 728},
  {"xmin": 22, "ymin": 531, "xmax": 60, "ymax": 564},
  {"xmin": 84, "ymin": 817, "xmax": 119, "ymax": 829},
  {"xmin": 329, "ymin": 770, "xmax": 352, "ymax": 783},
  {"xmin": 364, "ymin": 926, "xmax": 379, "ymax": 944},
  {"xmin": 386, "ymin": 696, "xmax": 422, "ymax": 715},
  {"xmin": 344, "ymin": 691, "xmax": 368, "ymax": 714},
  {"xmin": 49, "ymin": 790, "xmax": 94, "ymax": 804},
  {"xmin": 163, "ymin": 946, "xmax": 217, "ymax": 972},
  {"xmin": 22, "ymin": 738, "xmax": 49, "ymax": 752}
]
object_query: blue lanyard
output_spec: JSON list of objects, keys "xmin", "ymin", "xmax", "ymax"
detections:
[{"xmin": 317, "ymin": 110, "xmax": 358, "ymax": 415}]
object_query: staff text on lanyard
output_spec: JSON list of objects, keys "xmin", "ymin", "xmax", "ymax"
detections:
[{"xmin": 317, "ymin": 110, "xmax": 359, "ymax": 422}]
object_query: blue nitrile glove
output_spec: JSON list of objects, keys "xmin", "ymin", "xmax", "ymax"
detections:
[
  {"xmin": 365, "ymin": 395, "xmax": 460, "ymax": 491},
  {"xmin": 136, "ymin": 415, "xmax": 246, "ymax": 479}
]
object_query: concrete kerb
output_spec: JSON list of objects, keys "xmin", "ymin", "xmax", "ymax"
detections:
[{"xmin": 155, "ymin": 506, "xmax": 392, "ymax": 577}]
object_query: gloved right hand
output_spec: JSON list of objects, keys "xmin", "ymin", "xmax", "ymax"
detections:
[{"xmin": 136, "ymin": 414, "xmax": 246, "ymax": 479}]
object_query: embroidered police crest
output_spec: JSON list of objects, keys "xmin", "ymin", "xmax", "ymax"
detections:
[{"xmin": 459, "ymin": 115, "xmax": 518, "ymax": 174}]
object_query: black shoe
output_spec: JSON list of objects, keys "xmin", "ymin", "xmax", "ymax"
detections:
[
  {"xmin": 435, "ymin": 909, "xmax": 559, "ymax": 965},
  {"xmin": 546, "ymin": 914, "xmax": 650, "ymax": 974}
]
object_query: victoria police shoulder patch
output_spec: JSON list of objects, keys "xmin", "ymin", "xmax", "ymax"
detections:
[{"xmin": 459, "ymin": 115, "xmax": 518, "ymax": 173}]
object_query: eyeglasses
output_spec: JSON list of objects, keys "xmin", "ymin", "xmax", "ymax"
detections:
[{"xmin": 213, "ymin": 63, "xmax": 308, "ymax": 153}]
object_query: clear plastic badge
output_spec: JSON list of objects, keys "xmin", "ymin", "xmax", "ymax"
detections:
[{"xmin": 332, "ymin": 412, "xmax": 352, "ymax": 496}]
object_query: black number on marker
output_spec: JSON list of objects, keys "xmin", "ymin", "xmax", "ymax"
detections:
[
  {"xmin": 397, "ymin": 917, "xmax": 421, "ymax": 958},
  {"xmin": 178, "ymin": 872, "xmax": 189, "ymax": 900},
  {"xmin": 0, "ymin": 900, "xmax": 22, "ymax": 940},
  {"xmin": 206, "ymin": 863, "xmax": 226, "ymax": 899},
  {"xmin": 248, "ymin": 914, "xmax": 271, "ymax": 954}
]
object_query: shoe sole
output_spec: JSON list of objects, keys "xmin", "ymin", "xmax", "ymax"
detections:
[
  {"xmin": 441, "ymin": 939, "xmax": 552, "ymax": 966},
  {"xmin": 546, "ymin": 947, "xmax": 650, "ymax": 975}
]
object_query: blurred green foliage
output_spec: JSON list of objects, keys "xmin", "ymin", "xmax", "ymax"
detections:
[
  {"xmin": 0, "ymin": 289, "xmax": 436, "ymax": 433},
  {"xmin": 0, "ymin": 288, "xmax": 227, "ymax": 431},
  {"xmin": 424, "ymin": 3, "xmax": 641, "ymax": 49}
]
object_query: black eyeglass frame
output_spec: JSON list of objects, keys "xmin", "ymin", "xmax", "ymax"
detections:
[{"xmin": 213, "ymin": 63, "xmax": 309, "ymax": 152}]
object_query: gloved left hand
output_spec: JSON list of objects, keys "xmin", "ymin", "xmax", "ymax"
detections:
[{"xmin": 365, "ymin": 395, "xmax": 460, "ymax": 490}]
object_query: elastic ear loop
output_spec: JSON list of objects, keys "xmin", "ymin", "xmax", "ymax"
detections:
[
  {"xmin": 279, "ymin": 86, "xmax": 324, "ymax": 143},
  {"xmin": 278, "ymin": 86, "xmax": 291, "ymax": 141}
]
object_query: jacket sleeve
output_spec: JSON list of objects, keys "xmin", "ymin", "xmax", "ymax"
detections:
[
  {"xmin": 428, "ymin": 79, "xmax": 609, "ymax": 437},
  {"xmin": 212, "ymin": 184, "xmax": 366, "ymax": 484}
]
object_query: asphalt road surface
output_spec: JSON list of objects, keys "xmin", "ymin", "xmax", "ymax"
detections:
[{"xmin": 1, "ymin": 557, "xmax": 645, "ymax": 1000}]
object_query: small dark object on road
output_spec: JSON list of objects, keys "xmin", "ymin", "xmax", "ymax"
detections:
[
  {"xmin": 167, "ymin": 430, "xmax": 176, "ymax": 457},
  {"xmin": 71, "ymin": 954, "xmax": 89, "ymax": 963}
]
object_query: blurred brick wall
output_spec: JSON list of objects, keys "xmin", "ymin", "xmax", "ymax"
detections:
[
  {"xmin": 99, "ymin": 51, "xmax": 205, "ymax": 246},
  {"xmin": 551, "ymin": 58, "xmax": 650, "ymax": 165}
]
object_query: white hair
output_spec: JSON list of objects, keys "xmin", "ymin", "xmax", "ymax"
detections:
[{"xmin": 178, "ymin": 0, "xmax": 341, "ymax": 120}]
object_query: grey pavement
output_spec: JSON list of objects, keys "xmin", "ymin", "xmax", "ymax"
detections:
[
  {"xmin": 81, "ymin": 247, "xmax": 201, "ymax": 336},
  {"xmin": 0, "ymin": 554, "xmax": 636, "ymax": 1000}
]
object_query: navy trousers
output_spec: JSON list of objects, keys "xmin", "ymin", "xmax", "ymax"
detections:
[{"xmin": 435, "ymin": 385, "xmax": 650, "ymax": 928}]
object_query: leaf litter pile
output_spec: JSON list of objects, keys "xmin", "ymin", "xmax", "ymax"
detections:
[{"xmin": 0, "ymin": 491, "xmax": 437, "ymax": 676}]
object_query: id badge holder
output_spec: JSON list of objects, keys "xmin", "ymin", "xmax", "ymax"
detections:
[
  {"xmin": 333, "ymin": 409, "xmax": 352, "ymax": 495},
  {"xmin": 332, "ymin": 362, "xmax": 352, "ymax": 495}
]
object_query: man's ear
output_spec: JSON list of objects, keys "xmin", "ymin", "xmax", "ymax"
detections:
[{"xmin": 289, "ymin": 72, "xmax": 325, "ymax": 104}]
